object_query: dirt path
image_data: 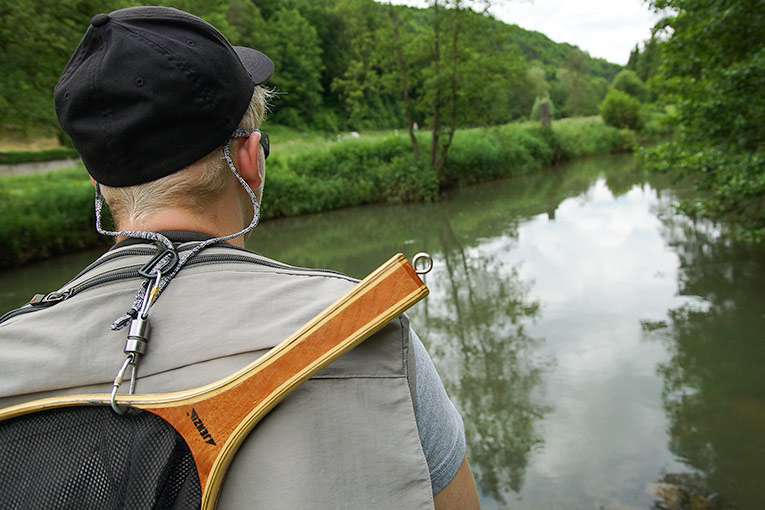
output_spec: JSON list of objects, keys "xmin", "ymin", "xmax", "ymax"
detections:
[{"xmin": 0, "ymin": 158, "xmax": 80, "ymax": 177}]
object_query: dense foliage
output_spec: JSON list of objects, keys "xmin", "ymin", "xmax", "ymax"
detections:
[
  {"xmin": 626, "ymin": 35, "xmax": 662, "ymax": 86},
  {"xmin": 0, "ymin": 0, "xmax": 619, "ymax": 138},
  {"xmin": 641, "ymin": 0, "xmax": 765, "ymax": 241}
]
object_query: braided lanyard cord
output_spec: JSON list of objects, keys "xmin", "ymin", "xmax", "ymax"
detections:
[{"xmin": 95, "ymin": 135, "xmax": 261, "ymax": 331}]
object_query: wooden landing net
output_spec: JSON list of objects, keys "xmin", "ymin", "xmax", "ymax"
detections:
[{"xmin": 0, "ymin": 253, "xmax": 429, "ymax": 509}]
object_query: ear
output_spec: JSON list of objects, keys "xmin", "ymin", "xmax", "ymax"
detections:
[
  {"xmin": 235, "ymin": 131, "xmax": 263, "ymax": 191},
  {"xmin": 90, "ymin": 176, "xmax": 97, "ymax": 188}
]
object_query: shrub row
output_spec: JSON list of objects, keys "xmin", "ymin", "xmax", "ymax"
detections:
[
  {"xmin": 0, "ymin": 118, "xmax": 635, "ymax": 267},
  {"xmin": 263, "ymin": 118, "xmax": 634, "ymax": 218},
  {"xmin": 0, "ymin": 148, "xmax": 80, "ymax": 165}
]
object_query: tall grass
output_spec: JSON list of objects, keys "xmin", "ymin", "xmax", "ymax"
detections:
[{"xmin": 0, "ymin": 117, "xmax": 635, "ymax": 267}]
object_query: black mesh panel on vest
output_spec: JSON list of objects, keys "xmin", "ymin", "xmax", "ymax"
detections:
[{"xmin": 0, "ymin": 406, "xmax": 201, "ymax": 509}]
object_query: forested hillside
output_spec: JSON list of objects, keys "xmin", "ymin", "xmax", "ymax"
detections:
[{"xmin": 0, "ymin": 0, "xmax": 620, "ymax": 137}]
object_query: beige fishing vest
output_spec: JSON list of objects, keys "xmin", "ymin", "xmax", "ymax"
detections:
[{"xmin": 0, "ymin": 242, "xmax": 435, "ymax": 509}]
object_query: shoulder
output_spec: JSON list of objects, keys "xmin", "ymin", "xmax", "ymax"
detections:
[{"xmin": 410, "ymin": 330, "xmax": 467, "ymax": 495}]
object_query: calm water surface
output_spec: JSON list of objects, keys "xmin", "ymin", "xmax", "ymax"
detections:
[{"xmin": 2, "ymin": 154, "xmax": 763, "ymax": 509}]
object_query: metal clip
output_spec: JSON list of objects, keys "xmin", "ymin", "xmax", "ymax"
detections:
[
  {"xmin": 110, "ymin": 271, "xmax": 161, "ymax": 415},
  {"xmin": 138, "ymin": 248, "xmax": 178, "ymax": 279},
  {"xmin": 125, "ymin": 320, "xmax": 149, "ymax": 355},
  {"xmin": 110, "ymin": 354, "xmax": 136, "ymax": 415}
]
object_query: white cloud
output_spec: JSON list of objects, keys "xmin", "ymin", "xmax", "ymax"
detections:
[
  {"xmin": 386, "ymin": 0, "xmax": 662, "ymax": 64},
  {"xmin": 491, "ymin": 0, "xmax": 661, "ymax": 64}
]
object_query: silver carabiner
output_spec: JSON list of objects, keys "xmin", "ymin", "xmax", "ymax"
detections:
[{"xmin": 110, "ymin": 354, "xmax": 136, "ymax": 415}]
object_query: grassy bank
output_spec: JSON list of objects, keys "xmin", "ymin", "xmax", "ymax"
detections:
[
  {"xmin": 263, "ymin": 117, "xmax": 635, "ymax": 217},
  {"xmin": 0, "ymin": 117, "xmax": 635, "ymax": 268},
  {"xmin": 0, "ymin": 168, "xmax": 111, "ymax": 267}
]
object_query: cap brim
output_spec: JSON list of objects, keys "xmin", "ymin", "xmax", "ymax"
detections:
[{"xmin": 234, "ymin": 47, "xmax": 274, "ymax": 85}]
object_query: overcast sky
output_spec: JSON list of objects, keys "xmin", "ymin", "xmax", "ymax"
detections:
[
  {"xmin": 388, "ymin": 0, "xmax": 662, "ymax": 65},
  {"xmin": 491, "ymin": 0, "xmax": 661, "ymax": 64}
]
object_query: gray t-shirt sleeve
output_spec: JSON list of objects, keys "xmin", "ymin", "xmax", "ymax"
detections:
[{"xmin": 411, "ymin": 329, "xmax": 466, "ymax": 494}]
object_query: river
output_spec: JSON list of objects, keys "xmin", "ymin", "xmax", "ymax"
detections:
[{"xmin": 1, "ymin": 154, "xmax": 763, "ymax": 509}]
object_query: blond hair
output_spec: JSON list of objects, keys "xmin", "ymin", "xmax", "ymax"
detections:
[{"xmin": 101, "ymin": 86, "xmax": 270, "ymax": 226}]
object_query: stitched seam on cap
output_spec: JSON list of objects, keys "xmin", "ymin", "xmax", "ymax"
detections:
[
  {"xmin": 118, "ymin": 8, "xmax": 229, "ymax": 49},
  {"xmin": 59, "ymin": 29, "xmax": 92, "ymax": 84},
  {"xmin": 161, "ymin": 11, "xmax": 231, "ymax": 47},
  {"xmin": 119, "ymin": 23, "xmax": 217, "ymax": 112},
  {"xmin": 92, "ymin": 28, "xmax": 115, "ymax": 169}
]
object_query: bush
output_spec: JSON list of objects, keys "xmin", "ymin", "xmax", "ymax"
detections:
[
  {"xmin": 600, "ymin": 89, "xmax": 641, "ymax": 130},
  {"xmin": 379, "ymin": 153, "xmax": 438, "ymax": 203},
  {"xmin": 553, "ymin": 117, "xmax": 633, "ymax": 158},
  {"xmin": 444, "ymin": 129, "xmax": 509, "ymax": 186},
  {"xmin": 312, "ymin": 108, "xmax": 343, "ymax": 133},
  {"xmin": 611, "ymin": 70, "xmax": 647, "ymax": 101},
  {"xmin": 499, "ymin": 125, "xmax": 555, "ymax": 166},
  {"xmin": 262, "ymin": 135, "xmax": 422, "ymax": 218}
]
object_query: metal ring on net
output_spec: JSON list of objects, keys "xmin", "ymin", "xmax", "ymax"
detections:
[{"xmin": 412, "ymin": 253, "xmax": 433, "ymax": 275}]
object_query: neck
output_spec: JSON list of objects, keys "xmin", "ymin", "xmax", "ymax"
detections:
[
  {"xmin": 115, "ymin": 210, "xmax": 243, "ymax": 248},
  {"xmin": 115, "ymin": 192, "xmax": 253, "ymax": 249},
  {"xmin": 109, "ymin": 171, "xmax": 262, "ymax": 248}
]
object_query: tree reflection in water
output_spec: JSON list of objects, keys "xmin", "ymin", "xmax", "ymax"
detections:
[
  {"xmin": 408, "ymin": 210, "xmax": 552, "ymax": 503},
  {"xmin": 643, "ymin": 210, "xmax": 765, "ymax": 510}
]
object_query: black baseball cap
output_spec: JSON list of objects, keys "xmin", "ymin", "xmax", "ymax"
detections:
[{"xmin": 54, "ymin": 6, "xmax": 274, "ymax": 187}]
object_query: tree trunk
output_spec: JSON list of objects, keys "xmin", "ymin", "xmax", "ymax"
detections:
[
  {"xmin": 436, "ymin": 4, "xmax": 460, "ymax": 176},
  {"xmin": 430, "ymin": 0, "xmax": 441, "ymax": 174},
  {"xmin": 540, "ymin": 102, "xmax": 551, "ymax": 127},
  {"xmin": 388, "ymin": 3, "xmax": 419, "ymax": 156}
]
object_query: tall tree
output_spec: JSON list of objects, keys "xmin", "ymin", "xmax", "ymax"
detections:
[
  {"xmin": 559, "ymin": 50, "xmax": 599, "ymax": 116},
  {"xmin": 424, "ymin": 0, "xmax": 511, "ymax": 177},
  {"xmin": 626, "ymin": 44, "xmax": 640, "ymax": 72},
  {"xmin": 388, "ymin": 1, "xmax": 420, "ymax": 155},
  {"xmin": 272, "ymin": 0, "xmax": 355, "ymax": 118},
  {"xmin": 426, "ymin": 0, "xmax": 444, "ymax": 172},
  {"xmin": 330, "ymin": 0, "xmax": 404, "ymax": 129},
  {"xmin": 226, "ymin": 0, "xmax": 270, "ymax": 50},
  {"xmin": 526, "ymin": 64, "xmax": 550, "ymax": 99},
  {"xmin": 643, "ymin": 0, "xmax": 765, "ymax": 241},
  {"xmin": 452, "ymin": 14, "xmax": 529, "ymax": 125},
  {"xmin": 636, "ymin": 35, "xmax": 662, "ymax": 84},
  {"xmin": 262, "ymin": 8, "xmax": 324, "ymax": 127}
]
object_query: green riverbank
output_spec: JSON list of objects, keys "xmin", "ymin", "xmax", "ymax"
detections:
[{"xmin": 0, "ymin": 117, "xmax": 636, "ymax": 268}]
